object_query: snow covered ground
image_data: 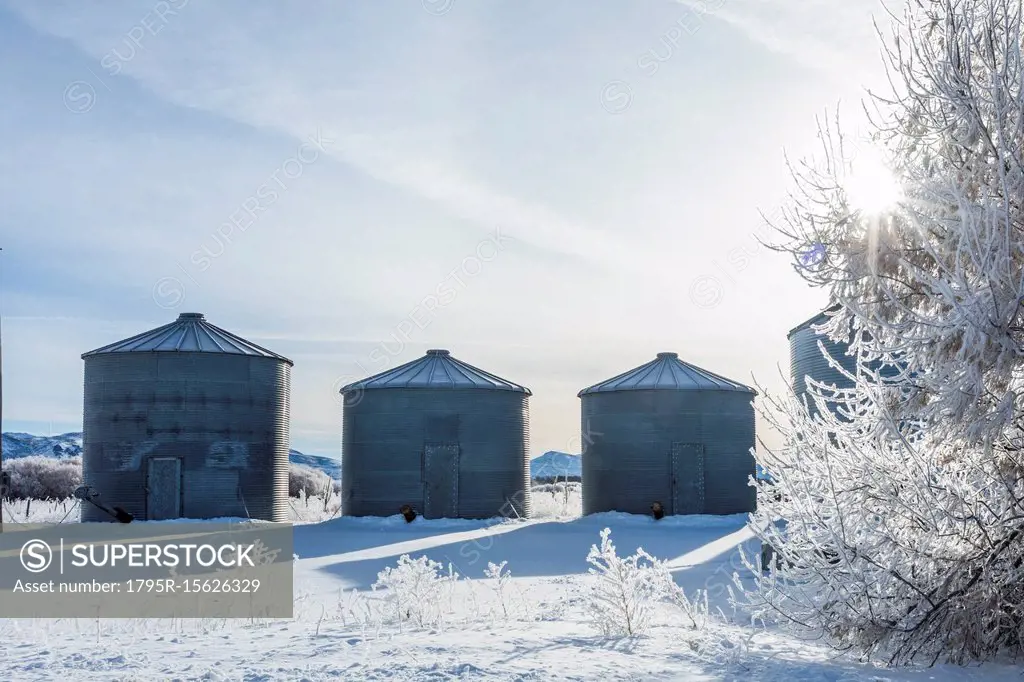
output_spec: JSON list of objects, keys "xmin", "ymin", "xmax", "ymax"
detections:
[{"xmin": 0, "ymin": 486, "xmax": 1019, "ymax": 681}]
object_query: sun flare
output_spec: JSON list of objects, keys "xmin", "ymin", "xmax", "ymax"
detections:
[{"xmin": 843, "ymin": 151, "xmax": 902, "ymax": 215}]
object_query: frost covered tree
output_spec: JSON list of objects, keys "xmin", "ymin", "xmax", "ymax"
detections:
[{"xmin": 743, "ymin": 0, "xmax": 1024, "ymax": 666}]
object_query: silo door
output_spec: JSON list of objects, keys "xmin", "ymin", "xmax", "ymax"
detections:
[
  {"xmin": 423, "ymin": 444, "xmax": 459, "ymax": 519},
  {"xmin": 671, "ymin": 443, "xmax": 705, "ymax": 515},
  {"xmin": 146, "ymin": 457, "xmax": 182, "ymax": 520}
]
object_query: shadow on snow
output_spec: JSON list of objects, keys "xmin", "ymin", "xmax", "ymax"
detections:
[{"xmin": 295, "ymin": 512, "xmax": 759, "ymax": 595}]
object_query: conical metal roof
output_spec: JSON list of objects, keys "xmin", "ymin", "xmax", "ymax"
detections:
[
  {"xmin": 340, "ymin": 349, "xmax": 530, "ymax": 394},
  {"xmin": 81, "ymin": 312, "xmax": 293, "ymax": 365},
  {"xmin": 786, "ymin": 303, "xmax": 844, "ymax": 340},
  {"xmin": 578, "ymin": 352, "xmax": 755, "ymax": 396}
]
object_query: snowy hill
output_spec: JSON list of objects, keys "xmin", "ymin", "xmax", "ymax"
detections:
[
  {"xmin": 530, "ymin": 451, "xmax": 581, "ymax": 479},
  {"xmin": 2, "ymin": 432, "xmax": 83, "ymax": 459},
  {"xmin": 288, "ymin": 450, "xmax": 342, "ymax": 481},
  {"xmin": 1, "ymin": 432, "xmax": 342, "ymax": 481}
]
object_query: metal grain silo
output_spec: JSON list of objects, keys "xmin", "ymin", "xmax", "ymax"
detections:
[
  {"xmin": 578, "ymin": 352, "xmax": 756, "ymax": 516},
  {"xmin": 788, "ymin": 305, "xmax": 902, "ymax": 420},
  {"xmin": 787, "ymin": 306, "xmax": 858, "ymax": 419},
  {"xmin": 340, "ymin": 349, "xmax": 531, "ymax": 520},
  {"xmin": 80, "ymin": 312, "xmax": 292, "ymax": 522}
]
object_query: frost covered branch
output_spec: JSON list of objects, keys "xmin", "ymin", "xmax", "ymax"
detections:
[{"xmin": 747, "ymin": 0, "xmax": 1024, "ymax": 666}]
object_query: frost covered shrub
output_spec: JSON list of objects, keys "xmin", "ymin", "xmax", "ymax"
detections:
[
  {"xmin": 584, "ymin": 528, "xmax": 668, "ymax": 637},
  {"xmin": 481, "ymin": 560, "xmax": 533, "ymax": 621},
  {"xmin": 371, "ymin": 554, "xmax": 459, "ymax": 629},
  {"xmin": 2, "ymin": 456, "xmax": 82, "ymax": 499},
  {"xmin": 743, "ymin": 383, "xmax": 1024, "ymax": 665},
  {"xmin": 529, "ymin": 482, "xmax": 582, "ymax": 519},
  {"xmin": 580, "ymin": 528, "xmax": 752, "ymax": 659},
  {"xmin": 484, "ymin": 561, "xmax": 513, "ymax": 619},
  {"xmin": 665, "ymin": 583, "xmax": 753, "ymax": 665},
  {"xmin": 289, "ymin": 463, "xmax": 339, "ymax": 498}
]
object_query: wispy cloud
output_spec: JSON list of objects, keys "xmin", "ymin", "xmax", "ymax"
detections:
[
  {"xmin": 7, "ymin": 2, "xmax": 698, "ymax": 288},
  {"xmin": 317, "ymin": 131, "xmax": 649, "ymax": 269},
  {"xmin": 0, "ymin": 1, "xmax": 891, "ymax": 455},
  {"xmin": 672, "ymin": 0, "xmax": 897, "ymax": 84}
]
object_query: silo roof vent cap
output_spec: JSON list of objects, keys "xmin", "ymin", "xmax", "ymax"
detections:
[
  {"xmin": 178, "ymin": 312, "xmax": 205, "ymax": 320},
  {"xmin": 426, "ymin": 349, "xmax": 450, "ymax": 356},
  {"xmin": 656, "ymin": 352, "xmax": 678, "ymax": 359}
]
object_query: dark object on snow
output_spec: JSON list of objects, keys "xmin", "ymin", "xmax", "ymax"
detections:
[
  {"xmin": 112, "ymin": 506, "xmax": 134, "ymax": 523},
  {"xmin": 651, "ymin": 501, "xmax": 665, "ymax": 520},
  {"xmin": 400, "ymin": 504, "xmax": 417, "ymax": 523},
  {"xmin": 74, "ymin": 485, "xmax": 134, "ymax": 523}
]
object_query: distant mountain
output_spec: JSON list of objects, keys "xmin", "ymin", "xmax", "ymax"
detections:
[
  {"xmin": 531, "ymin": 451, "xmax": 581, "ymax": 479},
  {"xmin": 289, "ymin": 450, "xmax": 342, "ymax": 481},
  {"xmin": 3, "ymin": 433, "xmax": 581, "ymax": 483},
  {"xmin": 1, "ymin": 432, "xmax": 342, "ymax": 481},
  {"xmin": 2, "ymin": 432, "xmax": 83, "ymax": 459}
]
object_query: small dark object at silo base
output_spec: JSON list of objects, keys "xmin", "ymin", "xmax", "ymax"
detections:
[
  {"xmin": 651, "ymin": 501, "xmax": 665, "ymax": 520},
  {"xmin": 400, "ymin": 505, "xmax": 417, "ymax": 523}
]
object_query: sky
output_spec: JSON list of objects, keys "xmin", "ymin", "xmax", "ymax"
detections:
[{"xmin": 0, "ymin": 0, "xmax": 902, "ymax": 460}]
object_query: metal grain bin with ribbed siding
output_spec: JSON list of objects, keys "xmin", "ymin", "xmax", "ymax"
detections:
[
  {"xmin": 80, "ymin": 313, "xmax": 292, "ymax": 522},
  {"xmin": 787, "ymin": 306, "xmax": 859, "ymax": 419},
  {"xmin": 788, "ymin": 305, "xmax": 905, "ymax": 422},
  {"xmin": 340, "ymin": 349, "xmax": 531, "ymax": 520},
  {"xmin": 578, "ymin": 352, "xmax": 757, "ymax": 516}
]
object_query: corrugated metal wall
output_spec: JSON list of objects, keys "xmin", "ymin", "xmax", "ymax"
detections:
[
  {"xmin": 81, "ymin": 353, "xmax": 290, "ymax": 522},
  {"xmin": 788, "ymin": 315, "xmax": 859, "ymax": 419},
  {"xmin": 581, "ymin": 389, "xmax": 755, "ymax": 516},
  {"xmin": 788, "ymin": 312, "xmax": 904, "ymax": 421},
  {"xmin": 342, "ymin": 389, "xmax": 530, "ymax": 519}
]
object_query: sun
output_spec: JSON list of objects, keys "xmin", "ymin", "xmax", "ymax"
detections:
[{"xmin": 843, "ymin": 150, "xmax": 902, "ymax": 215}]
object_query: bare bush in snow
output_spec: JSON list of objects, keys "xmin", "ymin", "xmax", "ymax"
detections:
[
  {"xmin": 584, "ymin": 528, "xmax": 667, "ymax": 637},
  {"xmin": 371, "ymin": 554, "xmax": 460, "ymax": 630},
  {"xmin": 2, "ymin": 456, "xmax": 82, "ymax": 500},
  {"xmin": 289, "ymin": 489, "xmax": 341, "ymax": 524},
  {"xmin": 289, "ymin": 463, "xmax": 339, "ymax": 498},
  {"xmin": 581, "ymin": 528, "xmax": 749, "ymax": 655},
  {"xmin": 748, "ymin": 0, "xmax": 1024, "ymax": 666},
  {"xmin": 664, "ymin": 583, "xmax": 753, "ymax": 666},
  {"xmin": 529, "ymin": 482, "xmax": 582, "ymax": 519},
  {"xmin": 482, "ymin": 560, "xmax": 533, "ymax": 622}
]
